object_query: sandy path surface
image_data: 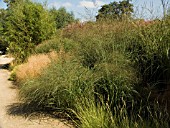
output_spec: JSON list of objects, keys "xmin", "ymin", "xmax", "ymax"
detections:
[{"xmin": 0, "ymin": 56, "xmax": 72, "ymax": 128}]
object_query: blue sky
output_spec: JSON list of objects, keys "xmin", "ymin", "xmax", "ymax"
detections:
[{"xmin": 0, "ymin": 0, "xmax": 168, "ymax": 21}]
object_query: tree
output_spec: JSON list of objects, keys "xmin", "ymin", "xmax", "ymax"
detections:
[
  {"xmin": 3, "ymin": 0, "xmax": 18, "ymax": 8},
  {"xmin": 50, "ymin": 7, "xmax": 76, "ymax": 29},
  {"xmin": 0, "ymin": 9, "xmax": 8, "ymax": 52},
  {"xmin": 96, "ymin": 0, "xmax": 133, "ymax": 21},
  {"xmin": 3, "ymin": 0, "xmax": 56, "ymax": 62}
]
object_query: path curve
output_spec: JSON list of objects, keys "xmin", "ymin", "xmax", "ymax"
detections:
[{"xmin": 0, "ymin": 56, "xmax": 72, "ymax": 128}]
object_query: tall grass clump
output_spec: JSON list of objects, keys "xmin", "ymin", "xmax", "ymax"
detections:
[
  {"xmin": 128, "ymin": 20, "xmax": 170, "ymax": 90},
  {"xmin": 63, "ymin": 21, "xmax": 139, "ymax": 111},
  {"xmin": 62, "ymin": 20, "xmax": 170, "ymax": 127},
  {"xmin": 74, "ymin": 99, "xmax": 116, "ymax": 128},
  {"xmin": 74, "ymin": 97, "xmax": 169, "ymax": 128},
  {"xmin": 15, "ymin": 52, "xmax": 58, "ymax": 83},
  {"xmin": 35, "ymin": 37, "xmax": 77, "ymax": 54},
  {"xmin": 63, "ymin": 19, "xmax": 170, "ymax": 99},
  {"xmin": 19, "ymin": 57, "xmax": 94, "ymax": 111},
  {"xmin": 63, "ymin": 21, "xmax": 135, "ymax": 68}
]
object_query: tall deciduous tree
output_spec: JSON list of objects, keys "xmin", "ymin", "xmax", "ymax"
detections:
[
  {"xmin": 3, "ymin": 0, "xmax": 56, "ymax": 62},
  {"xmin": 96, "ymin": 0, "xmax": 133, "ymax": 21}
]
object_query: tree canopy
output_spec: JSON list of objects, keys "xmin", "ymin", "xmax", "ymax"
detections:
[{"xmin": 96, "ymin": 0, "xmax": 133, "ymax": 21}]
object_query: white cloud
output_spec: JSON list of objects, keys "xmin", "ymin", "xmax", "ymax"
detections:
[
  {"xmin": 48, "ymin": 2, "xmax": 72, "ymax": 9},
  {"xmin": 62, "ymin": 2, "xmax": 72, "ymax": 8},
  {"xmin": 79, "ymin": 0, "xmax": 105, "ymax": 8},
  {"xmin": 79, "ymin": 1, "xmax": 95, "ymax": 8}
]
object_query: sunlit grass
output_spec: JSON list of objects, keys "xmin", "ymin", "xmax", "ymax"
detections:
[{"xmin": 16, "ymin": 18, "xmax": 170, "ymax": 127}]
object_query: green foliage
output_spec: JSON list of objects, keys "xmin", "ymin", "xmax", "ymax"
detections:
[
  {"xmin": 50, "ymin": 7, "xmax": 76, "ymax": 29},
  {"xmin": 3, "ymin": 0, "xmax": 56, "ymax": 63},
  {"xmin": 96, "ymin": 0, "xmax": 133, "ymax": 21},
  {"xmin": 35, "ymin": 37, "xmax": 76, "ymax": 54},
  {"xmin": 35, "ymin": 38, "xmax": 60, "ymax": 54},
  {"xmin": 8, "ymin": 66, "xmax": 18, "ymax": 81}
]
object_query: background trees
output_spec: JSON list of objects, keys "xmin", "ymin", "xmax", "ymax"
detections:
[
  {"xmin": 50, "ymin": 7, "xmax": 76, "ymax": 29},
  {"xmin": 96, "ymin": 0, "xmax": 133, "ymax": 21}
]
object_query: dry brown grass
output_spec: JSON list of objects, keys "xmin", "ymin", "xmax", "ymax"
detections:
[
  {"xmin": 62, "ymin": 21, "xmax": 134, "ymax": 43},
  {"xmin": 15, "ymin": 50, "xmax": 72, "ymax": 83},
  {"xmin": 16, "ymin": 52, "xmax": 58, "ymax": 82}
]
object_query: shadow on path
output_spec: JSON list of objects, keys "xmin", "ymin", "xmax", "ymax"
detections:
[
  {"xmin": 0, "ymin": 64, "xmax": 10, "ymax": 70},
  {"xmin": 7, "ymin": 103, "xmax": 40, "ymax": 118},
  {"xmin": 6, "ymin": 102, "xmax": 73, "ymax": 124}
]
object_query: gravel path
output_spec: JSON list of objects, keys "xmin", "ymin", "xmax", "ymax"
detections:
[{"xmin": 0, "ymin": 56, "xmax": 72, "ymax": 128}]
